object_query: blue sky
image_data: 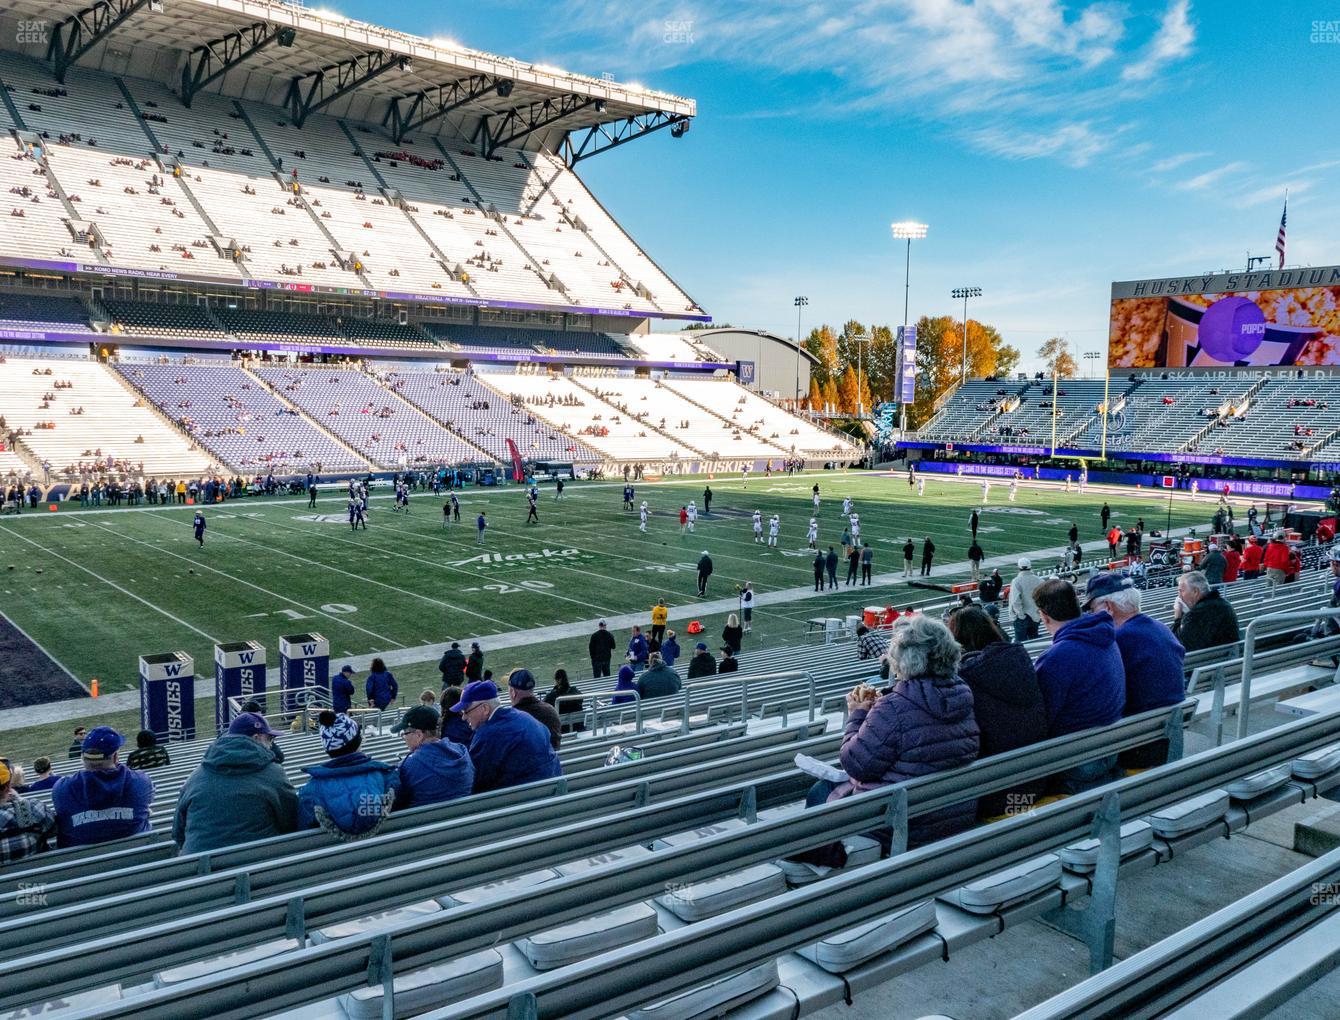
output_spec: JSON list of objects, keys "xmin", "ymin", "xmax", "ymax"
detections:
[{"xmin": 328, "ymin": 1, "xmax": 1338, "ymax": 371}]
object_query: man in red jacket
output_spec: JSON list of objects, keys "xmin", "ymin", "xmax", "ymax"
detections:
[
  {"xmin": 1263, "ymin": 532, "xmax": 1292, "ymax": 595},
  {"xmin": 1241, "ymin": 536, "xmax": 1265, "ymax": 579}
]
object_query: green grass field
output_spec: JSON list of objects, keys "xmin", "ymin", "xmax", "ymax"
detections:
[{"xmin": 0, "ymin": 470, "xmax": 1219, "ymax": 701}]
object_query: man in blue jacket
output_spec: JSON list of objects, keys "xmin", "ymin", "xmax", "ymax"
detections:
[
  {"xmin": 331, "ymin": 665, "xmax": 356, "ymax": 714},
  {"xmin": 1084, "ymin": 571, "xmax": 1185, "ymax": 769},
  {"xmin": 391, "ymin": 705, "xmax": 474, "ymax": 809},
  {"xmin": 51, "ymin": 727, "xmax": 154, "ymax": 848},
  {"xmin": 1033, "ymin": 578, "xmax": 1126, "ymax": 791},
  {"xmin": 626, "ymin": 625, "xmax": 649, "ymax": 670},
  {"xmin": 299, "ymin": 712, "xmax": 399, "ymax": 839},
  {"xmin": 451, "ymin": 681, "xmax": 561, "ymax": 794},
  {"xmin": 660, "ymin": 630, "xmax": 682, "ymax": 668}
]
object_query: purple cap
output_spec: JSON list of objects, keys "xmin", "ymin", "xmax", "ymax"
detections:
[
  {"xmin": 450, "ymin": 680, "xmax": 498, "ymax": 713},
  {"xmin": 507, "ymin": 669, "xmax": 536, "ymax": 691},
  {"xmin": 1084, "ymin": 571, "xmax": 1133, "ymax": 608},
  {"xmin": 228, "ymin": 711, "xmax": 284, "ymax": 738},
  {"xmin": 81, "ymin": 726, "xmax": 124, "ymax": 761}
]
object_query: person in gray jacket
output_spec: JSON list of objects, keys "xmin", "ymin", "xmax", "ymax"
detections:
[
  {"xmin": 1007, "ymin": 557, "xmax": 1041, "ymax": 643},
  {"xmin": 636, "ymin": 652, "xmax": 682, "ymax": 700},
  {"xmin": 172, "ymin": 712, "xmax": 299, "ymax": 854}
]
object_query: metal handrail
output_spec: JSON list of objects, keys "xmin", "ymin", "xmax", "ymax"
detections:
[
  {"xmin": 555, "ymin": 687, "xmax": 642, "ymax": 736},
  {"xmin": 1238, "ymin": 608, "xmax": 1340, "ymax": 741},
  {"xmin": 679, "ymin": 669, "xmax": 816, "ymax": 735}
]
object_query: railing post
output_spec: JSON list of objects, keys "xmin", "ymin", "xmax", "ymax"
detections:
[{"xmin": 681, "ymin": 686, "xmax": 691, "ymax": 735}]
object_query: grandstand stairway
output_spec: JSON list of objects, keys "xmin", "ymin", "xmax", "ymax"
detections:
[
  {"xmin": 370, "ymin": 369, "xmax": 499, "ymax": 464},
  {"xmin": 566, "ymin": 375, "xmax": 711, "ymax": 459},
  {"xmin": 7, "ymin": 131, "xmax": 112, "ymax": 265},
  {"xmin": 659, "ymin": 378, "xmax": 794, "ymax": 458},
  {"xmin": 431, "ymin": 139, "xmax": 571, "ymax": 301},
  {"xmin": 521, "ymin": 148, "xmax": 656, "ymax": 309},
  {"xmin": 239, "ymin": 365, "xmax": 375, "ymax": 471},
  {"xmin": 228, "ymin": 102, "xmax": 377, "ymax": 292},
  {"xmin": 1061, "ymin": 378, "xmax": 1142, "ymax": 447},
  {"xmin": 339, "ymin": 122, "xmax": 482, "ymax": 300}
]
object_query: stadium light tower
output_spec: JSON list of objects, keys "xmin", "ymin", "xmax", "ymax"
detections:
[
  {"xmin": 853, "ymin": 332, "xmax": 873, "ymax": 417},
  {"xmin": 1083, "ymin": 350, "xmax": 1101, "ymax": 378},
  {"xmin": 951, "ymin": 286, "xmax": 982, "ymax": 384},
  {"xmin": 793, "ymin": 295, "xmax": 808, "ymax": 406},
  {"xmin": 891, "ymin": 221, "xmax": 928, "ymax": 329}
]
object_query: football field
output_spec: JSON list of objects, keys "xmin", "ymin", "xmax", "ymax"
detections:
[{"xmin": 0, "ymin": 471, "xmax": 1219, "ymax": 700}]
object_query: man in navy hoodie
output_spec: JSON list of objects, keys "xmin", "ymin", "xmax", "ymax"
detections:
[
  {"xmin": 1084, "ymin": 571, "xmax": 1185, "ymax": 769},
  {"xmin": 451, "ymin": 681, "xmax": 561, "ymax": 794},
  {"xmin": 51, "ymin": 727, "xmax": 154, "ymax": 848},
  {"xmin": 1033, "ymin": 578, "xmax": 1126, "ymax": 791},
  {"xmin": 391, "ymin": 705, "xmax": 474, "ymax": 809}
]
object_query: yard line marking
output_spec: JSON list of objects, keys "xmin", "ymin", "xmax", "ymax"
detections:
[
  {"xmin": 234, "ymin": 513, "xmax": 619, "ymax": 617},
  {"xmin": 0, "ymin": 526, "xmax": 220, "ymax": 643},
  {"xmin": 85, "ymin": 521, "xmax": 406, "ymax": 649},
  {"xmin": 137, "ymin": 511, "xmax": 501, "ymax": 630}
]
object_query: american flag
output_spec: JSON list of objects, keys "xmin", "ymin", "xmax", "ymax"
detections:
[{"xmin": 1275, "ymin": 198, "xmax": 1287, "ymax": 269}]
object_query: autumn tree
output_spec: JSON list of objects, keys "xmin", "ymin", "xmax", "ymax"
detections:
[
  {"xmin": 807, "ymin": 376, "xmax": 822, "ymax": 410},
  {"xmin": 1038, "ymin": 336, "xmax": 1079, "ymax": 379},
  {"xmin": 803, "ymin": 325, "xmax": 840, "ymax": 386},
  {"xmin": 821, "ymin": 377, "xmax": 840, "ymax": 412}
]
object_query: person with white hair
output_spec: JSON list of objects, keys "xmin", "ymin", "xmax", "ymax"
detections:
[
  {"xmin": 1172, "ymin": 569, "xmax": 1241, "ymax": 652},
  {"xmin": 791, "ymin": 615, "xmax": 979, "ymax": 867},
  {"xmin": 831, "ymin": 614, "xmax": 979, "ymax": 847},
  {"xmin": 1007, "ymin": 557, "xmax": 1041, "ymax": 643},
  {"xmin": 1083, "ymin": 572, "xmax": 1185, "ymax": 768}
]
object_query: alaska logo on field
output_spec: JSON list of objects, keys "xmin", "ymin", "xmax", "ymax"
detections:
[
  {"xmin": 293, "ymin": 514, "xmax": 352, "ymax": 524},
  {"xmin": 449, "ymin": 548, "xmax": 588, "ymax": 569}
]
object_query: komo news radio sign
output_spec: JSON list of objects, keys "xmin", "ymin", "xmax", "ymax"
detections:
[{"xmin": 1109, "ymin": 265, "xmax": 1340, "ymax": 370}]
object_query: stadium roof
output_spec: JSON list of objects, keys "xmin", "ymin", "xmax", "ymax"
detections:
[{"xmin": 6, "ymin": 0, "xmax": 695, "ymax": 159}]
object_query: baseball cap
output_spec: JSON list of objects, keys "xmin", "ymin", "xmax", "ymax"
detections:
[
  {"xmin": 1328, "ymin": 546, "xmax": 1340, "ymax": 563},
  {"xmin": 695, "ymin": 642, "xmax": 707, "ymax": 650},
  {"xmin": 701, "ymin": 550, "xmax": 709, "ymax": 556},
  {"xmin": 228, "ymin": 712, "xmax": 283, "ymax": 738},
  {"xmin": 81, "ymin": 726, "xmax": 125, "ymax": 761},
  {"xmin": 391, "ymin": 704, "xmax": 441, "ymax": 734},
  {"xmin": 0, "ymin": 762, "xmax": 10, "ymax": 786},
  {"xmin": 507, "ymin": 668, "xmax": 536, "ymax": 691},
  {"xmin": 339, "ymin": 664, "xmax": 355, "ymax": 675},
  {"xmin": 1017, "ymin": 557, "xmax": 1032, "ymax": 569},
  {"xmin": 1084, "ymin": 572, "xmax": 1133, "ymax": 608},
  {"xmin": 449, "ymin": 680, "xmax": 497, "ymax": 714}
]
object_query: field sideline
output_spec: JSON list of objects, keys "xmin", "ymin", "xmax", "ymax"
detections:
[{"xmin": 0, "ymin": 470, "xmax": 1225, "ymax": 698}]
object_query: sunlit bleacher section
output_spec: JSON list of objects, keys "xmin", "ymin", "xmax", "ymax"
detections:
[
  {"xmin": 917, "ymin": 378, "xmax": 1029, "ymax": 443},
  {"xmin": 584, "ymin": 375, "xmax": 786, "ymax": 460},
  {"xmin": 623, "ymin": 331, "xmax": 726, "ymax": 363},
  {"xmin": 491, "ymin": 370, "xmax": 703, "ymax": 462},
  {"xmin": 666, "ymin": 376, "xmax": 863, "ymax": 460},
  {"xmin": 1203, "ymin": 376, "xmax": 1340, "ymax": 460},
  {"xmin": 0, "ymin": 49, "xmax": 696, "ymax": 320},
  {"xmin": 383, "ymin": 367, "xmax": 598, "ymax": 463},
  {"xmin": 114, "ymin": 361, "xmax": 371, "ymax": 474},
  {"xmin": 916, "ymin": 372, "xmax": 1340, "ymax": 465},
  {"xmin": 2, "ymin": 60, "xmax": 242, "ymax": 278},
  {"xmin": 249, "ymin": 364, "xmax": 483, "ymax": 468},
  {"xmin": 0, "ymin": 356, "xmax": 213, "ymax": 476},
  {"xmin": 4, "ymin": 560, "xmax": 1340, "ymax": 1018},
  {"xmin": 530, "ymin": 148, "xmax": 703, "ymax": 315}
]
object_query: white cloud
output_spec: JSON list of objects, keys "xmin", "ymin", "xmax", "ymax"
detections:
[
  {"xmin": 1174, "ymin": 161, "xmax": 1249, "ymax": 191},
  {"xmin": 1150, "ymin": 151, "xmax": 1209, "ymax": 173},
  {"xmin": 1122, "ymin": 0, "xmax": 1196, "ymax": 81},
  {"xmin": 968, "ymin": 121, "xmax": 1116, "ymax": 167},
  {"xmin": 1231, "ymin": 180, "xmax": 1310, "ymax": 209}
]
